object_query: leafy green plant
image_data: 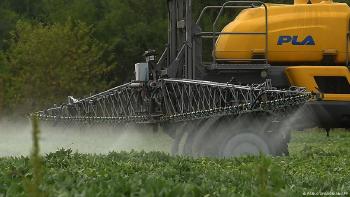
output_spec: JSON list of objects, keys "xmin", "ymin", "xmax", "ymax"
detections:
[
  {"xmin": 0, "ymin": 130, "xmax": 349, "ymax": 196},
  {"xmin": 0, "ymin": 78, "xmax": 3, "ymax": 117},
  {"xmin": 255, "ymin": 155, "xmax": 286, "ymax": 197},
  {"xmin": 24, "ymin": 116, "xmax": 45, "ymax": 197}
]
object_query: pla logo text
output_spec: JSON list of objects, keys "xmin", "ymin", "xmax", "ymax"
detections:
[{"xmin": 277, "ymin": 35, "xmax": 315, "ymax": 45}]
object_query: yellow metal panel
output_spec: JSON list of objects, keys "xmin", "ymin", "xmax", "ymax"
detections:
[
  {"xmin": 215, "ymin": 2, "xmax": 350, "ymax": 64},
  {"xmin": 285, "ymin": 66, "xmax": 350, "ymax": 101}
]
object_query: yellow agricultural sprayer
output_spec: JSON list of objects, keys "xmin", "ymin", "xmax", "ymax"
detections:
[{"xmin": 34, "ymin": 0, "xmax": 350, "ymax": 157}]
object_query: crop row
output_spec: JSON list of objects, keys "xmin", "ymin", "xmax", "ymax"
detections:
[{"xmin": 0, "ymin": 130, "xmax": 350, "ymax": 196}]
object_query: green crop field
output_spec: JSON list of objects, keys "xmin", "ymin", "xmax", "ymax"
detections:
[{"xmin": 0, "ymin": 129, "xmax": 350, "ymax": 197}]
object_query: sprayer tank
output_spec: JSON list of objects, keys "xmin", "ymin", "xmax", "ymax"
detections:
[{"xmin": 215, "ymin": 1, "xmax": 350, "ymax": 64}]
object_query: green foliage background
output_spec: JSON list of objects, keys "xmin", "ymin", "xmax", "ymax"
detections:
[{"xmin": 0, "ymin": 0, "xmax": 349, "ymax": 115}]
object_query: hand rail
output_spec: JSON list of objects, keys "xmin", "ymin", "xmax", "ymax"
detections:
[
  {"xmin": 195, "ymin": 1, "xmax": 269, "ymax": 65},
  {"xmin": 346, "ymin": 32, "xmax": 349, "ymax": 67},
  {"xmin": 196, "ymin": 6, "xmax": 249, "ymax": 25}
]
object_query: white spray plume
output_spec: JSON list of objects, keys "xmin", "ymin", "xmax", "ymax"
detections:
[{"xmin": 0, "ymin": 119, "xmax": 172, "ymax": 157}]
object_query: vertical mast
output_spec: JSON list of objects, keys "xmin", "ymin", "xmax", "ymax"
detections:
[
  {"xmin": 166, "ymin": 0, "xmax": 193, "ymax": 79},
  {"xmin": 185, "ymin": 0, "xmax": 193, "ymax": 79}
]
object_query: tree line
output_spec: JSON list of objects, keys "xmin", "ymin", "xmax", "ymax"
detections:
[
  {"xmin": 0, "ymin": 0, "xmax": 170, "ymax": 116},
  {"xmin": 0, "ymin": 0, "xmax": 347, "ymax": 116}
]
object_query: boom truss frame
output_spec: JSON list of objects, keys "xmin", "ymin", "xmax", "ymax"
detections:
[{"xmin": 35, "ymin": 79, "xmax": 310, "ymax": 125}]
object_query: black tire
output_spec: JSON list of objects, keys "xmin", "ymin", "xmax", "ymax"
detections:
[
  {"xmin": 171, "ymin": 120, "xmax": 202, "ymax": 156},
  {"xmin": 218, "ymin": 113, "xmax": 290, "ymax": 157},
  {"xmin": 171, "ymin": 112, "xmax": 291, "ymax": 157},
  {"xmin": 221, "ymin": 132, "xmax": 271, "ymax": 157},
  {"xmin": 184, "ymin": 117, "xmax": 222, "ymax": 157}
]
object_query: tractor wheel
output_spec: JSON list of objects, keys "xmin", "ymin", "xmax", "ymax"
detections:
[
  {"xmin": 171, "ymin": 112, "xmax": 291, "ymax": 157},
  {"xmin": 171, "ymin": 120, "xmax": 202, "ymax": 156},
  {"xmin": 221, "ymin": 132, "xmax": 270, "ymax": 157},
  {"xmin": 183, "ymin": 117, "xmax": 221, "ymax": 157},
  {"xmin": 218, "ymin": 113, "xmax": 290, "ymax": 157},
  {"xmin": 171, "ymin": 117, "xmax": 225, "ymax": 157}
]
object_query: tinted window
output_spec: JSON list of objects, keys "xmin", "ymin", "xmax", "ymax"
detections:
[{"xmin": 314, "ymin": 76, "xmax": 350, "ymax": 94}]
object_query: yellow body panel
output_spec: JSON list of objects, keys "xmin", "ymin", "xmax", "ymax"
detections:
[
  {"xmin": 215, "ymin": 2, "xmax": 350, "ymax": 63},
  {"xmin": 285, "ymin": 66, "xmax": 350, "ymax": 101}
]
